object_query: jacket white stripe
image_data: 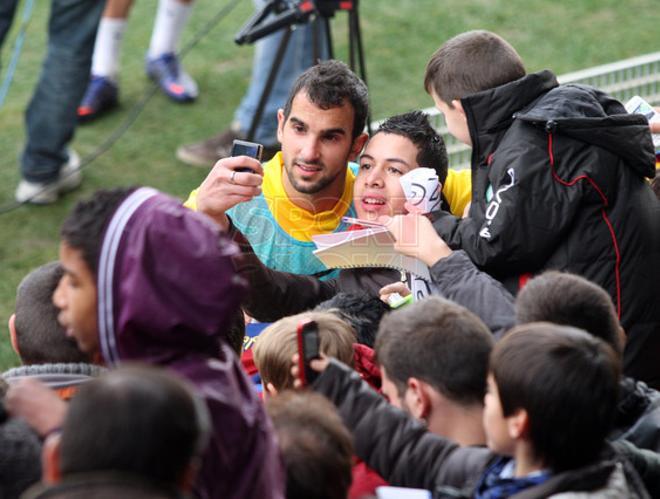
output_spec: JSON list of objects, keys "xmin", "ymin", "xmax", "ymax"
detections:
[{"xmin": 97, "ymin": 188, "xmax": 157, "ymax": 366}]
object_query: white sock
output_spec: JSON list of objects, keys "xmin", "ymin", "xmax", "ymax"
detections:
[
  {"xmin": 91, "ymin": 18, "xmax": 127, "ymax": 81},
  {"xmin": 148, "ymin": 0, "xmax": 193, "ymax": 58}
]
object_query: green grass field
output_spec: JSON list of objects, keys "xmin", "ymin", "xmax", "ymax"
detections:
[{"xmin": 0, "ymin": 0, "xmax": 657, "ymax": 369}]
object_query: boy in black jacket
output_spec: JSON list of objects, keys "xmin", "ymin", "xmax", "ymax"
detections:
[
  {"xmin": 420, "ymin": 30, "xmax": 660, "ymax": 389},
  {"xmin": 299, "ymin": 322, "xmax": 652, "ymax": 497}
]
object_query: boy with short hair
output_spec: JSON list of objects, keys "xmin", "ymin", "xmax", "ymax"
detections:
[
  {"xmin": 266, "ymin": 391, "xmax": 354, "ymax": 499},
  {"xmin": 303, "ymin": 323, "xmax": 650, "ymax": 496},
  {"xmin": 515, "ymin": 270, "xmax": 660, "ymax": 454},
  {"xmin": 515, "ymin": 270, "xmax": 624, "ymax": 353},
  {"xmin": 254, "ymin": 311, "xmax": 356, "ymax": 396},
  {"xmin": 424, "ymin": 30, "xmax": 660, "ymax": 388},
  {"xmin": 375, "ymin": 297, "xmax": 493, "ymax": 446},
  {"xmin": 27, "ymin": 365, "xmax": 210, "ymax": 498},
  {"xmin": 4, "ymin": 261, "xmax": 103, "ymax": 400},
  {"xmin": 255, "ymin": 310, "xmax": 386, "ymax": 498}
]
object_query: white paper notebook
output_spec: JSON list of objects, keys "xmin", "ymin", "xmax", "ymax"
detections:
[{"xmin": 312, "ymin": 225, "xmax": 430, "ymax": 280}]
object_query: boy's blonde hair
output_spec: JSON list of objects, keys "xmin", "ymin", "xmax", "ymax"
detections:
[{"xmin": 254, "ymin": 311, "xmax": 356, "ymax": 391}]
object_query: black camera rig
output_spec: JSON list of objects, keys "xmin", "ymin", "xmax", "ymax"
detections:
[{"xmin": 235, "ymin": 0, "xmax": 369, "ymax": 140}]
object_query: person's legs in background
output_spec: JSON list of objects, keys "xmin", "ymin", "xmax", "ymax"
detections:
[
  {"xmin": 78, "ymin": 0, "xmax": 197, "ymax": 123},
  {"xmin": 145, "ymin": 0, "xmax": 197, "ymax": 102},
  {"xmin": 0, "ymin": 0, "xmax": 20, "ymax": 51},
  {"xmin": 176, "ymin": 0, "xmax": 328, "ymax": 167},
  {"xmin": 76, "ymin": 0, "xmax": 133, "ymax": 122},
  {"xmin": 16, "ymin": 0, "xmax": 105, "ymax": 205}
]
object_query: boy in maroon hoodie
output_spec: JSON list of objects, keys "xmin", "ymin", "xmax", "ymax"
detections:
[{"xmin": 8, "ymin": 187, "xmax": 285, "ymax": 499}]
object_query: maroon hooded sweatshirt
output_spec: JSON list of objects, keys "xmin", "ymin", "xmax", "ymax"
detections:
[{"xmin": 95, "ymin": 188, "xmax": 284, "ymax": 499}]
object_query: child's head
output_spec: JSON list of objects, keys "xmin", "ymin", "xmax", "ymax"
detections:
[
  {"xmin": 375, "ymin": 297, "xmax": 493, "ymax": 414},
  {"xmin": 375, "ymin": 110, "xmax": 448, "ymax": 184},
  {"xmin": 315, "ymin": 292, "xmax": 390, "ymax": 348},
  {"xmin": 54, "ymin": 188, "xmax": 136, "ymax": 357},
  {"xmin": 253, "ymin": 311, "xmax": 356, "ymax": 394},
  {"xmin": 486, "ymin": 323, "xmax": 620, "ymax": 472},
  {"xmin": 11, "ymin": 261, "xmax": 89, "ymax": 365},
  {"xmin": 50, "ymin": 365, "xmax": 210, "ymax": 491},
  {"xmin": 514, "ymin": 271, "xmax": 624, "ymax": 355},
  {"xmin": 354, "ymin": 110, "xmax": 448, "ymax": 221},
  {"xmin": 55, "ymin": 187, "xmax": 244, "ymax": 366},
  {"xmin": 266, "ymin": 390, "xmax": 354, "ymax": 499},
  {"xmin": 424, "ymin": 30, "xmax": 526, "ymax": 145}
]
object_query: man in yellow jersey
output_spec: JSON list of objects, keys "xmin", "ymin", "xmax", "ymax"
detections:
[{"xmin": 186, "ymin": 60, "xmax": 471, "ymax": 279}]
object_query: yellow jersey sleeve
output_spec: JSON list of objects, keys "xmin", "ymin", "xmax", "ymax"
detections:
[{"xmin": 443, "ymin": 169, "xmax": 472, "ymax": 217}]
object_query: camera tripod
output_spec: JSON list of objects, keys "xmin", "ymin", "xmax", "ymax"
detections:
[{"xmin": 235, "ymin": 0, "xmax": 370, "ymax": 141}]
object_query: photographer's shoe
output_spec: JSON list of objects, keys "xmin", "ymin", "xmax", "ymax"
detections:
[
  {"xmin": 146, "ymin": 52, "xmax": 198, "ymax": 103},
  {"xmin": 15, "ymin": 150, "xmax": 82, "ymax": 205},
  {"xmin": 77, "ymin": 76, "xmax": 119, "ymax": 123}
]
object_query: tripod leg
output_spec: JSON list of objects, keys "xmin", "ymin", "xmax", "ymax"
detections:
[
  {"xmin": 323, "ymin": 16, "xmax": 334, "ymax": 60},
  {"xmin": 247, "ymin": 27, "xmax": 293, "ymax": 141},
  {"xmin": 349, "ymin": 8, "xmax": 371, "ymax": 133},
  {"xmin": 348, "ymin": 14, "xmax": 355, "ymax": 71}
]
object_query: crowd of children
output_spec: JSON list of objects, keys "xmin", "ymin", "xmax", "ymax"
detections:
[{"xmin": 2, "ymin": 30, "xmax": 660, "ymax": 499}]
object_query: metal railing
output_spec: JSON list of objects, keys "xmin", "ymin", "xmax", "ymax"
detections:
[{"xmin": 372, "ymin": 52, "xmax": 660, "ymax": 170}]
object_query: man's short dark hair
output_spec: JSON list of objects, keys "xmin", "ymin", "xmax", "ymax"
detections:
[
  {"xmin": 315, "ymin": 292, "xmax": 390, "ymax": 348},
  {"xmin": 59, "ymin": 365, "xmax": 210, "ymax": 486},
  {"xmin": 375, "ymin": 110, "xmax": 449, "ymax": 185},
  {"xmin": 515, "ymin": 271, "xmax": 622, "ymax": 355},
  {"xmin": 492, "ymin": 323, "xmax": 620, "ymax": 472},
  {"xmin": 60, "ymin": 187, "xmax": 136, "ymax": 277},
  {"xmin": 282, "ymin": 60, "xmax": 369, "ymax": 140},
  {"xmin": 266, "ymin": 391, "xmax": 353, "ymax": 499},
  {"xmin": 375, "ymin": 297, "xmax": 493, "ymax": 406},
  {"xmin": 14, "ymin": 262, "xmax": 89, "ymax": 364},
  {"xmin": 424, "ymin": 30, "xmax": 526, "ymax": 106}
]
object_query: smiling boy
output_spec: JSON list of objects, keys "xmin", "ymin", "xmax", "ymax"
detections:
[{"xmin": 228, "ymin": 111, "xmax": 453, "ymax": 321}]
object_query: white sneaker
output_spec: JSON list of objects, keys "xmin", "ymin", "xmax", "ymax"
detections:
[{"xmin": 15, "ymin": 150, "xmax": 82, "ymax": 204}]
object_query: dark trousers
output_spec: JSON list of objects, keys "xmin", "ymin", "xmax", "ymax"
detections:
[{"xmin": 20, "ymin": 0, "xmax": 104, "ymax": 182}]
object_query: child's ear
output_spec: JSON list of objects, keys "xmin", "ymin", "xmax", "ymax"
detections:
[
  {"xmin": 506, "ymin": 408, "xmax": 530, "ymax": 440},
  {"xmin": 42, "ymin": 433, "xmax": 62, "ymax": 484},
  {"xmin": 265, "ymin": 382, "xmax": 279, "ymax": 398},
  {"xmin": 451, "ymin": 99, "xmax": 466, "ymax": 116},
  {"xmin": 8, "ymin": 314, "xmax": 20, "ymax": 355},
  {"xmin": 406, "ymin": 377, "xmax": 431, "ymax": 421}
]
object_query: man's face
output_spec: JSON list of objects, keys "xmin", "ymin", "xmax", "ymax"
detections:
[
  {"xmin": 354, "ymin": 132, "xmax": 419, "ymax": 221},
  {"xmin": 431, "ymin": 92, "xmax": 471, "ymax": 146},
  {"xmin": 483, "ymin": 375, "xmax": 515, "ymax": 456},
  {"xmin": 277, "ymin": 91, "xmax": 363, "ymax": 203},
  {"xmin": 52, "ymin": 242, "xmax": 99, "ymax": 356}
]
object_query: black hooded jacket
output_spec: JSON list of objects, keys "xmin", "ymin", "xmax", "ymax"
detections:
[{"xmin": 432, "ymin": 70, "xmax": 660, "ymax": 386}]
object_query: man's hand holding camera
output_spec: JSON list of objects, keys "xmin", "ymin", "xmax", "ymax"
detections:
[{"xmin": 196, "ymin": 156, "xmax": 264, "ymax": 231}]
